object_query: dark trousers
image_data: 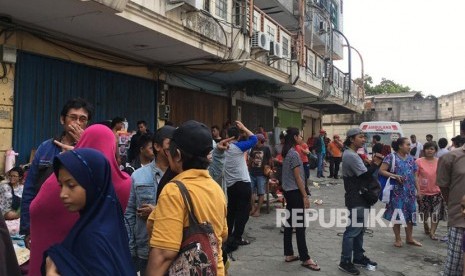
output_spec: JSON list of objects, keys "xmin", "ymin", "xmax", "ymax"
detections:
[
  {"xmin": 132, "ymin": 256, "xmax": 148, "ymax": 276},
  {"xmin": 317, "ymin": 152, "xmax": 325, "ymax": 177},
  {"xmin": 227, "ymin": 181, "xmax": 252, "ymax": 241},
  {"xmin": 329, "ymin": 156, "xmax": 342, "ymax": 177},
  {"xmin": 283, "ymin": 189, "xmax": 310, "ymax": 262},
  {"xmin": 303, "ymin": 162, "xmax": 310, "ymax": 181}
]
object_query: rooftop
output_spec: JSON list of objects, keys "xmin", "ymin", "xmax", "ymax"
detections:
[{"xmin": 367, "ymin": 91, "xmax": 423, "ymax": 100}]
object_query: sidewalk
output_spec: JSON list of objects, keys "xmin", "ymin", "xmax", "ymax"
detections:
[{"xmin": 228, "ymin": 169, "xmax": 448, "ymax": 276}]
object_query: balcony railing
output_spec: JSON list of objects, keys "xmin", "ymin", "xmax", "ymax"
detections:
[
  {"xmin": 182, "ymin": 11, "xmax": 228, "ymax": 46},
  {"xmin": 160, "ymin": 0, "xmax": 362, "ymax": 107}
]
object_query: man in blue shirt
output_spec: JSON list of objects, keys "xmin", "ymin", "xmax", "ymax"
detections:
[
  {"xmin": 313, "ymin": 129, "xmax": 327, "ymax": 178},
  {"xmin": 125, "ymin": 125, "xmax": 175, "ymax": 275},
  {"xmin": 20, "ymin": 98, "xmax": 93, "ymax": 247}
]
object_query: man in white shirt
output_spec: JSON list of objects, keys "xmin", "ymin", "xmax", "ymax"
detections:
[{"xmin": 410, "ymin": 134, "xmax": 422, "ymax": 159}]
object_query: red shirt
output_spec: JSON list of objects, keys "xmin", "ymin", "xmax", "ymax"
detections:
[{"xmin": 295, "ymin": 144, "xmax": 309, "ymax": 163}]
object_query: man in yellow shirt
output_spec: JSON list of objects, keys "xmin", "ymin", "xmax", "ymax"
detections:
[{"xmin": 146, "ymin": 120, "xmax": 228, "ymax": 276}]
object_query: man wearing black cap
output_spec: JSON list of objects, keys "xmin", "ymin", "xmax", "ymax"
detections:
[
  {"xmin": 125, "ymin": 125, "xmax": 175, "ymax": 275},
  {"xmin": 146, "ymin": 120, "xmax": 228, "ymax": 275},
  {"xmin": 339, "ymin": 128, "xmax": 381, "ymax": 275}
]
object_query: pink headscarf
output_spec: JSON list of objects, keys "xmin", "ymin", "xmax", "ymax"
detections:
[
  {"xmin": 74, "ymin": 124, "xmax": 131, "ymax": 208},
  {"xmin": 28, "ymin": 124, "xmax": 131, "ymax": 276}
]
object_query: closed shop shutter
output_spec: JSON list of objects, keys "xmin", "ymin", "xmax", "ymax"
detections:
[
  {"xmin": 13, "ymin": 51, "xmax": 157, "ymax": 163},
  {"xmin": 236, "ymin": 100, "xmax": 273, "ymax": 132},
  {"xmin": 167, "ymin": 86, "xmax": 229, "ymax": 128}
]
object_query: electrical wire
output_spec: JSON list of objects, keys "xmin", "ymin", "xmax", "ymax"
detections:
[
  {"xmin": 33, "ymin": 34, "xmax": 147, "ymax": 67},
  {"xmin": 197, "ymin": 9, "xmax": 230, "ymax": 60},
  {"xmin": 166, "ymin": 71, "xmax": 228, "ymax": 93},
  {"xmin": 2, "ymin": 8, "xmax": 349, "ymax": 105},
  {"xmin": 0, "ymin": 19, "xmax": 154, "ymax": 67}
]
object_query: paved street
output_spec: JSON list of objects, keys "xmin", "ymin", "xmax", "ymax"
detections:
[{"xmin": 228, "ymin": 169, "xmax": 448, "ymax": 276}]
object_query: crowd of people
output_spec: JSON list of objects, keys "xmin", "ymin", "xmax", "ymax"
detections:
[
  {"xmin": 339, "ymin": 123, "xmax": 465, "ymax": 275},
  {"xmin": 1, "ymin": 97, "xmax": 465, "ymax": 275},
  {"xmin": 0, "ymin": 97, "xmax": 290, "ymax": 275}
]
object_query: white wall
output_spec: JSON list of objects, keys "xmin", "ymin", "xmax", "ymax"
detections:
[
  {"xmin": 324, "ymin": 120, "xmax": 462, "ymax": 144},
  {"xmin": 323, "ymin": 124, "xmax": 359, "ymax": 140}
]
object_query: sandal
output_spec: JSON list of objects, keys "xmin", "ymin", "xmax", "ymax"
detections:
[
  {"xmin": 430, "ymin": 234, "xmax": 438, "ymax": 241},
  {"xmin": 301, "ymin": 259, "xmax": 321, "ymax": 271},
  {"xmin": 285, "ymin": 256, "xmax": 299, "ymax": 263},
  {"xmin": 237, "ymin": 239, "xmax": 250, "ymax": 246}
]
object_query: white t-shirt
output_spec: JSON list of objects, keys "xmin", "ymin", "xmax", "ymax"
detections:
[
  {"xmin": 436, "ymin": 148, "xmax": 449, "ymax": 158},
  {"xmin": 411, "ymin": 142, "xmax": 423, "ymax": 159}
]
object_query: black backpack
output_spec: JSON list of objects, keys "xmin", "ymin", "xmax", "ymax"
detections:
[{"xmin": 359, "ymin": 176, "xmax": 381, "ymax": 206}]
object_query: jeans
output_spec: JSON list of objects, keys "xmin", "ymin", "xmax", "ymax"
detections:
[
  {"xmin": 303, "ymin": 162, "xmax": 310, "ymax": 181},
  {"xmin": 250, "ymin": 175, "xmax": 267, "ymax": 196},
  {"xmin": 317, "ymin": 152, "xmax": 325, "ymax": 177},
  {"xmin": 283, "ymin": 189, "xmax": 310, "ymax": 262},
  {"xmin": 341, "ymin": 207, "xmax": 367, "ymax": 263},
  {"xmin": 329, "ymin": 157, "xmax": 342, "ymax": 177},
  {"xmin": 227, "ymin": 181, "xmax": 252, "ymax": 241}
]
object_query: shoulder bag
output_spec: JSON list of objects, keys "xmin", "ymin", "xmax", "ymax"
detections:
[
  {"xmin": 167, "ymin": 180, "xmax": 218, "ymax": 276},
  {"xmin": 378, "ymin": 153, "xmax": 396, "ymax": 203},
  {"xmin": 9, "ymin": 185, "xmax": 21, "ymax": 211}
]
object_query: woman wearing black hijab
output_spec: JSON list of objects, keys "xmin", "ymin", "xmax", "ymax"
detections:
[{"xmin": 0, "ymin": 215, "xmax": 21, "ymax": 276}]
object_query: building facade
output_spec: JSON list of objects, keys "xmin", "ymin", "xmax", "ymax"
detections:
[
  {"xmin": 323, "ymin": 90, "xmax": 465, "ymax": 144},
  {"xmin": 0, "ymin": 0, "xmax": 363, "ymax": 170}
]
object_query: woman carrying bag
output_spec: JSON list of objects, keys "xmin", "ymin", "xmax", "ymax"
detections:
[{"xmin": 379, "ymin": 137, "xmax": 421, "ymax": 248}]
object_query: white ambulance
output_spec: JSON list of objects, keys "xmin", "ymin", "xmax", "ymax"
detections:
[{"xmin": 359, "ymin": 121, "xmax": 404, "ymax": 154}]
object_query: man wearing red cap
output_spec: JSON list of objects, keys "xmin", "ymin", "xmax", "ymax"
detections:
[{"xmin": 312, "ymin": 129, "xmax": 327, "ymax": 178}]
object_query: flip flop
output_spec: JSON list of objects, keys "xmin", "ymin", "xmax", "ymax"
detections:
[
  {"xmin": 237, "ymin": 239, "xmax": 250, "ymax": 246},
  {"xmin": 406, "ymin": 240, "xmax": 422, "ymax": 247},
  {"xmin": 301, "ymin": 260, "xmax": 321, "ymax": 271},
  {"xmin": 393, "ymin": 241, "xmax": 403, "ymax": 248},
  {"xmin": 285, "ymin": 256, "xmax": 299, "ymax": 263},
  {"xmin": 430, "ymin": 234, "xmax": 438, "ymax": 241}
]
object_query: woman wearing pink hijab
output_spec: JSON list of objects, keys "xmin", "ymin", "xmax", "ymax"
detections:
[{"xmin": 27, "ymin": 124, "xmax": 131, "ymax": 276}]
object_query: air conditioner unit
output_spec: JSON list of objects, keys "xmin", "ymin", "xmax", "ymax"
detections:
[
  {"xmin": 269, "ymin": 41, "xmax": 283, "ymax": 58},
  {"xmin": 251, "ymin": 31, "xmax": 270, "ymax": 51}
]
